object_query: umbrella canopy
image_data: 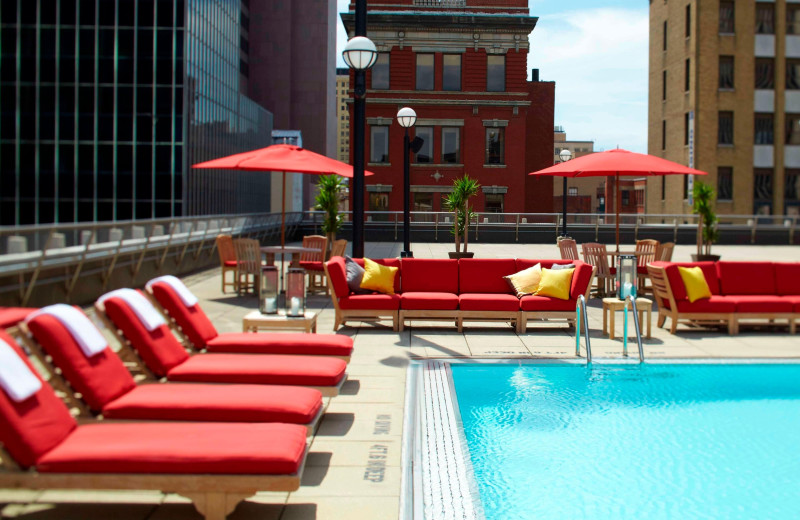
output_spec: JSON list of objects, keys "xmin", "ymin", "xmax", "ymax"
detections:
[
  {"xmin": 193, "ymin": 144, "xmax": 374, "ymax": 247},
  {"xmin": 529, "ymin": 149, "xmax": 707, "ymax": 251}
]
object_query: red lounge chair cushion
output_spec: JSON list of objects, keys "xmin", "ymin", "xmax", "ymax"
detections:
[
  {"xmin": 726, "ymin": 296, "xmax": 793, "ymax": 313},
  {"xmin": 103, "ymin": 297, "xmax": 191, "ymax": 377},
  {"xmin": 102, "ymin": 384, "xmax": 322, "ymax": 423},
  {"xmin": 459, "ymin": 293, "xmax": 520, "ymax": 312},
  {"xmin": 206, "ymin": 332, "xmax": 353, "ymax": 357},
  {"xmin": 774, "ymin": 263, "xmax": 800, "ymax": 295},
  {"xmin": 326, "ymin": 257, "xmax": 350, "ymax": 297},
  {"xmin": 717, "ymin": 261, "xmax": 776, "ymax": 295},
  {"xmin": 26, "ymin": 314, "xmax": 137, "ymax": 412},
  {"xmin": 339, "ymin": 294, "xmax": 400, "ymax": 310},
  {"xmin": 675, "ymin": 296, "xmax": 736, "ymax": 313},
  {"xmin": 299, "ymin": 261, "xmax": 324, "ymax": 271},
  {"xmin": 150, "ymin": 281, "xmax": 219, "ymax": 348},
  {"xmin": 657, "ymin": 262, "xmax": 720, "ymax": 301},
  {"xmin": 0, "ymin": 331, "xmax": 77, "ymax": 469},
  {"xmin": 166, "ymin": 353, "xmax": 346, "ymax": 387},
  {"xmin": 458, "ymin": 259, "xmax": 517, "ymax": 294},
  {"xmin": 36, "ymin": 422, "xmax": 307, "ymax": 475},
  {"xmin": 519, "ymin": 295, "xmax": 576, "ymax": 312},
  {"xmin": 400, "ymin": 292, "xmax": 459, "ymax": 311},
  {"xmin": 400, "ymin": 259, "xmax": 458, "ymax": 293},
  {"xmin": 352, "ymin": 258, "xmax": 402, "ymax": 293},
  {"xmin": 0, "ymin": 307, "xmax": 36, "ymax": 329}
]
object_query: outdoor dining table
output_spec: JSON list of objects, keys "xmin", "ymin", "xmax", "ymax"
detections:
[{"xmin": 260, "ymin": 245, "xmax": 323, "ymax": 293}]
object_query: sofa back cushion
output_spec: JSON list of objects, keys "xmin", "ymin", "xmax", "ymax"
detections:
[
  {"xmin": 515, "ymin": 259, "xmax": 593, "ymax": 300},
  {"xmin": 400, "ymin": 259, "xmax": 458, "ymax": 293},
  {"xmin": 458, "ymin": 259, "xmax": 517, "ymax": 294},
  {"xmin": 774, "ymin": 263, "xmax": 800, "ymax": 295},
  {"xmin": 716, "ymin": 261, "xmax": 776, "ymax": 295},
  {"xmin": 354, "ymin": 258, "xmax": 402, "ymax": 293},
  {"xmin": 653, "ymin": 261, "xmax": 720, "ymax": 301}
]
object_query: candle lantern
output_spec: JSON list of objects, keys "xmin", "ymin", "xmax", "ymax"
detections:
[
  {"xmin": 259, "ymin": 266, "xmax": 279, "ymax": 314},
  {"xmin": 616, "ymin": 254, "xmax": 637, "ymax": 300},
  {"xmin": 285, "ymin": 268, "xmax": 306, "ymax": 317}
]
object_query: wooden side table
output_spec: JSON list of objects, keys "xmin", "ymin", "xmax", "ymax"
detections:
[
  {"xmin": 242, "ymin": 310, "xmax": 318, "ymax": 333},
  {"xmin": 601, "ymin": 297, "xmax": 652, "ymax": 339}
]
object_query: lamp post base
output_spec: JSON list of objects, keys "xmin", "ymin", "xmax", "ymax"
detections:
[{"xmin": 400, "ymin": 250, "xmax": 414, "ymax": 258}]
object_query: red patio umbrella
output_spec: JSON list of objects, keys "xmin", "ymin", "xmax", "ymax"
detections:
[
  {"xmin": 193, "ymin": 144, "xmax": 374, "ymax": 247},
  {"xmin": 529, "ymin": 148, "xmax": 707, "ymax": 252}
]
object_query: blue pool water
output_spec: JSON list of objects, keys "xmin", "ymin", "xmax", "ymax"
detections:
[{"xmin": 451, "ymin": 363, "xmax": 800, "ymax": 520}]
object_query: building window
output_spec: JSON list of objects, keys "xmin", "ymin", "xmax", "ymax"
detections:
[
  {"xmin": 786, "ymin": 170, "xmax": 800, "ymax": 201},
  {"xmin": 487, "ymin": 55, "xmax": 505, "ymax": 92},
  {"xmin": 685, "ymin": 58, "xmax": 690, "ymax": 91},
  {"xmin": 414, "ymin": 126, "xmax": 433, "ymax": 163},
  {"xmin": 372, "ymin": 53, "xmax": 390, "ymax": 90},
  {"xmin": 485, "ymin": 127, "xmax": 505, "ymax": 165},
  {"xmin": 719, "ymin": 1, "xmax": 735, "ymax": 33},
  {"xmin": 567, "ymin": 187, "xmax": 578, "ymax": 196},
  {"xmin": 622, "ymin": 190, "xmax": 630, "ymax": 207},
  {"xmin": 685, "ymin": 4, "xmax": 691, "ymax": 37},
  {"xmin": 662, "ymin": 120, "xmax": 666, "ymax": 150},
  {"xmin": 719, "ymin": 56, "xmax": 734, "ymax": 89},
  {"xmin": 369, "ymin": 192, "xmax": 389, "ymax": 212},
  {"xmin": 413, "ymin": 192, "xmax": 433, "ymax": 213},
  {"xmin": 663, "ymin": 20, "xmax": 668, "ymax": 50},
  {"xmin": 485, "ymin": 193, "xmax": 504, "ymax": 213},
  {"xmin": 443, "ymin": 54, "xmax": 461, "ymax": 91},
  {"xmin": 718, "ymin": 111, "xmax": 733, "ymax": 145},
  {"xmin": 788, "ymin": 60, "xmax": 800, "ymax": 90},
  {"xmin": 718, "ymin": 167, "xmax": 733, "ymax": 200},
  {"xmin": 755, "ymin": 113, "xmax": 774, "ymax": 144},
  {"xmin": 786, "ymin": 114, "xmax": 800, "ymax": 144},
  {"xmin": 755, "ymin": 58, "xmax": 775, "ymax": 89},
  {"xmin": 416, "ymin": 54, "xmax": 434, "ymax": 91},
  {"xmin": 441, "ymin": 127, "xmax": 460, "ymax": 164},
  {"xmin": 684, "ymin": 175, "xmax": 689, "ymax": 200},
  {"xmin": 789, "ymin": 5, "xmax": 800, "ymax": 35},
  {"xmin": 370, "ymin": 126, "xmax": 389, "ymax": 163},
  {"xmin": 754, "ymin": 168, "xmax": 773, "ymax": 214},
  {"xmin": 756, "ymin": 3, "xmax": 775, "ymax": 34},
  {"xmin": 662, "ymin": 70, "xmax": 667, "ymax": 100}
]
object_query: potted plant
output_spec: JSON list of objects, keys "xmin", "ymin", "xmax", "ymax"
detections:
[
  {"xmin": 444, "ymin": 174, "xmax": 480, "ymax": 259},
  {"xmin": 314, "ymin": 175, "xmax": 346, "ymax": 256},
  {"xmin": 691, "ymin": 179, "xmax": 720, "ymax": 262}
]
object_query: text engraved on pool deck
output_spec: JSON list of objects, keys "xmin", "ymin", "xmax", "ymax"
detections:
[
  {"xmin": 373, "ymin": 414, "xmax": 391, "ymax": 434},
  {"xmin": 363, "ymin": 444, "xmax": 389, "ymax": 482}
]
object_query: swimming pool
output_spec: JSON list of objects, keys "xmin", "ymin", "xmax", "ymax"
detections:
[{"xmin": 448, "ymin": 362, "xmax": 800, "ymax": 519}]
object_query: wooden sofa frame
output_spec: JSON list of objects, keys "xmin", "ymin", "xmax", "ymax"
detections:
[
  {"xmin": 517, "ymin": 266, "xmax": 595, "ymax": 334},
  {"xmin": 324, "ymin": 262, "xmax": 399, "ymax": 332}
]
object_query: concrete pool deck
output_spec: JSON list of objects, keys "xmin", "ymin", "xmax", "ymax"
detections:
[{"xmin": 1, "ymin": 242, "xmax": 798, "ymax": 519}]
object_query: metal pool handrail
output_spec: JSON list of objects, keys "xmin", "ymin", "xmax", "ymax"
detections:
[
  {"xmin": 575, "ymin": 295, "xmax": 592, "ymax": 364},
  {"xmin": 623, "ymin": 294, "xmax": 645, "ymax": 363}
]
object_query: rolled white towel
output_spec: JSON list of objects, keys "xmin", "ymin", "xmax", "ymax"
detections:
[
  {"xmin": 26, "ymin": 304, "xmax": 108, "ymax": 357},
  {"xmin": 98, "ymin": 288, "xmax": 166, "ymax": 331},
  {"xmin": 0, "ymin": 338, "xmax": 42, "ymax": 402},
  {"xmin": 146, "ymin": 275, "xmax": 199, "ymax": 307}
]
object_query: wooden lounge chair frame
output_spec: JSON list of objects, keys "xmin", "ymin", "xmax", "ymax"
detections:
[
  {"xmin": 323, "ymin": 262, "xmax": 399, "ymax": 332},
  {"xmin": 517, "ymin": 266, "xmax": 595, "ymax": 333}
]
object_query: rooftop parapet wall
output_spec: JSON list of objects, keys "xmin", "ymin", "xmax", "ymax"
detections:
[{"xmin": 348, "ymin": 0, "xmax": 528, "ymax": 15}]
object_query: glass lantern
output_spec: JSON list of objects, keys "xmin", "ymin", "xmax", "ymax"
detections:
[
  {"xmin": 616, "ymin": 254, "xmax": 637, "ymax": 300},
  {"xmin": 285, "ymin": 268, "xmax": 306, "ymax": 317},
  {"xmin": 259, "ymin": 266, "xmax": 279, "ymax": 314}
]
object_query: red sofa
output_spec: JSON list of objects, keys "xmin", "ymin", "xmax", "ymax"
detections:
[
  {"xmin": 648, "ymin": 261, "xmax": 799, "ymax": 335},
  {"xmin": 324, "ymin": 258, "xmax": 595, "ymax": 333}
]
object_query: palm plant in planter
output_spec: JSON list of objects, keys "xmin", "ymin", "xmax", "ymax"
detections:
[
  {"xmin": 314, "ymin": 175, "xmax": 346, "ymax": 255},
  {"xmin": 444, "ymin": 174, "xmax": 480, "ymax": 259},
  {"xmin": 691, "ymin": 180, "xmax": 720, "ymax": 261}
]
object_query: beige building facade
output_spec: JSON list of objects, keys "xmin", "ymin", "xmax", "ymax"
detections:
[
  {"xmin": 553, "ymin": 126, "xmax": 603, "ymax": 212},
  {"xmin": 649, "ymin": 0, "xmax": 800, "ymax": 217},
  {"xmin": 336, "ymin": 68, "xmax": 351, "ymax": 164}
]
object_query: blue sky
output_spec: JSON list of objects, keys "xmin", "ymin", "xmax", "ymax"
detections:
[{"xmin": 335, "ymin": 0, "xmax": 649, "ymax": 153}]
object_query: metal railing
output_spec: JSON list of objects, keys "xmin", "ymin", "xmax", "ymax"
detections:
[
  {"xmin": 575, "ymin": 295, "xmax": 592, "ymax": 364},
  {"xmin": 623, "ymin": 294, "xmax": 645, "ymax": 363}
]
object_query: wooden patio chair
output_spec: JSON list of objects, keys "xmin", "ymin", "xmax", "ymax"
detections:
[
  {"xmin": 329, "ymin": 239, "xmax": 347, "ymax": 259},
  {"xmin": 635, "ymin": 239, "xmax": 660, "ymax": 294},
  {"xmin": 234, "ymin": 238, "xmax": 261, "ymax": 295},
  {"xmin": 300, "ymin": 235, "xmax": 328, "ymax": 294},
  {"xmin": 581, "ymin": 242, "xmax": 615, "ymax": 298},
  {"xmin": 656, "ymin": 241, "xmax": 675, "ymax": 262},
  {"xmin": 215, "ymin": 234, "xmax": 238, "ymax": 293},
  {"xmin": 558, "ymin": 238, "xmax": 579, "ymax": 260}
]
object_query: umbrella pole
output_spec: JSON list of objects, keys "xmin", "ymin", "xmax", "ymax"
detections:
[
  {"xmin": 281, "ymin": 171, "xmax": 286, "ymax": 294},
  {"xmin": 615, "ymin": 173, "xmax": 620, "ymax": 253}
]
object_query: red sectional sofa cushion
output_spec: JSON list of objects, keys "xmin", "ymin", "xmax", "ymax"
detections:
[
  {"xmin": 36, "ymin": 422, "xmax": 307, "ymax": 475},
  {"xmin": 774, "ymin": 263, "xmax": 800, "ymax": 295},
  {"xmin": 165, "ymin": 353, "xmax": 346, "ymax": 387},
  {"xmin": 101, "ymin": 383, "xmax": 322, "ymax": 424},
  {"xmin": 675, "ymin": 296, "xmax": 736, "ymax": 313},
  {"xmin": 326, "ymin": 257, "xmax": 350, "ymax": 297},
  {"xmin": 458, "ymin": 259, "xmax": 517, "ymax": 294},
  {"xmin": 205, "ymin": 332, "xmax": 353, "ymax": 357},
  {"xmin": 716, "ymin": 261, "xmax": 776, "ymax": 295},
  {"xmin": 459, "ymin": 293, "xmax": 521, "ymax": 312},
  {"xmin": 339, "ymin": 294, "xmax": 400, "ymax": 310},
  {"xmin": 653, "ymin": 261, "xmax": 720, "ymax": 301},
  {"xmin": 520, "ymin": 295, "xmax": 576, "ymax": 312},
  {"xmin": 401, "ymin": 259, "xmax": 458, "ymax": 293},
  {"xmin": 514, "ymin": 259, "xmax": 594, "ymax": 301},
  {"xmin": 0, "ymin": 330, "xmax": 78, "ymax": 469},
  {"xmin": 354, "ymin": 258, "xmax": 402, "ymax": 294},
  {"xmin": 781, "ymin": 295, "xmax": 800, "ymax": 311},
  {"xmin": 726, "ymin": 295, "xmax": 793, "ymax": 313},
  {"xmin": 150, "ymin": 281, "xmax": 220, "ymax": 348},
  {"xmin": 401, "ymin": 292, "xmax": 459, "ymax": 310}
]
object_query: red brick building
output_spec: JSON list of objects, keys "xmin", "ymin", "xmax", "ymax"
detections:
[{"xmin": 342, "ymin": 0, "xmax": 554, "ymax": 216}]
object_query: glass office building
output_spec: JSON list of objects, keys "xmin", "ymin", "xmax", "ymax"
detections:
[{"xmin": 0, "ymin": 0, "xmax": 272, "ymax": 226}]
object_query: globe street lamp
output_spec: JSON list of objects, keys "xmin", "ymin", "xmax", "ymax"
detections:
[
  {"xmin": 397, "ymin": 107, "xmax": 418, "ymax": 258},
  {"xmin": 558, "ymin": 148, "xmax": 572, "ymax": 238},
  {"xmin": 342, "ymin": 32, "xmax": 377, "ymax": 259}
]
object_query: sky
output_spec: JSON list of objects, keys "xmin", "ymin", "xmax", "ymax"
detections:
[{"xmin": 335, "ymin": 0, "xmax": 649, "ymax": 153}]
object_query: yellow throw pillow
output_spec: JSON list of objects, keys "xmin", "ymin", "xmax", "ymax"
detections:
[
  {"xmin": 535, "ymin": 268, "xmax": 574, "ymax": 300},
  {"xmin": 360, "ymin": 258, "xmax": 398, "ymax": 295},
  {"xmin": 503, "ymin": 263, "xmax": 542, "ymax": 297},
  {"xmin": 678, "ymin": 266, "xmax": 712, "ymax": 303}
]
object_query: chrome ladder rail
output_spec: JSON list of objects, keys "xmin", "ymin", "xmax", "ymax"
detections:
[
  {"xmin": 623, "ymin": 294, "xmax": 645, "ymax": 363},
  {"xmin": 575, "ymin": 294, "xmax": 593, "ymax": 364}
]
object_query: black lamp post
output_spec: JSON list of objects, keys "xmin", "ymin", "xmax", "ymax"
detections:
[
  {"xmin": 396, "ymin": 107, "xmax": 417, "ymax": 258},
  {"xmin": 559, "ymin": 148, "xmax": 572, "ymax": 238},
  {"xmin": 342, "ymin": 2, "xmax": 376, "ymax": 259}
]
